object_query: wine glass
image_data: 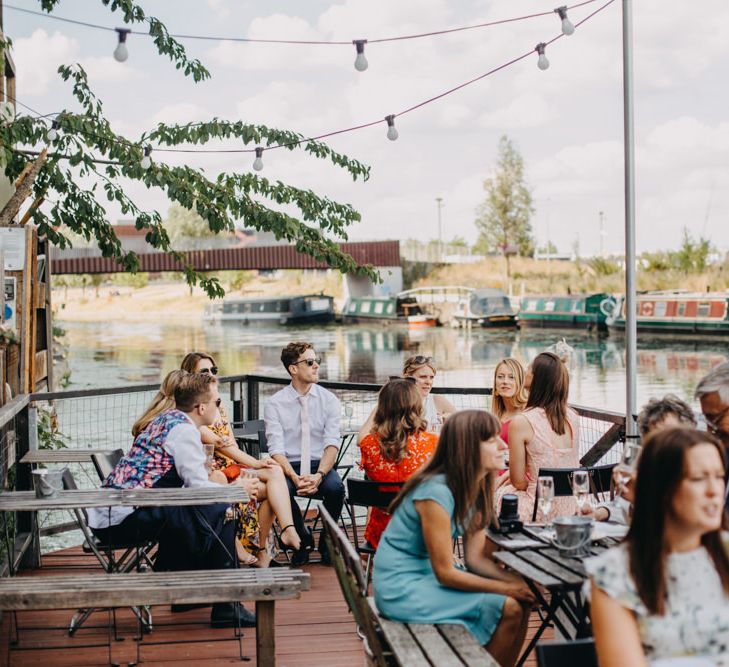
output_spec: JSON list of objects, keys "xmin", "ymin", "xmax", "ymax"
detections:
[
  {"xmin": 615, "ymin": 442, "xmax": 641, "ymax": 493},
  {"xmin": 537, "ymin": 476, "xmax": 555, "ymax": 527},
  {"xmin": 203, "ymin": 443, "xmax": 215, "ymax": 474},
  {"xmin": 572, "ymin": 470, "xmax": 590, "ymax": 515},
  {"xmin": 344, "ymin": 402, "xmax": 354, "ymax": 430}
]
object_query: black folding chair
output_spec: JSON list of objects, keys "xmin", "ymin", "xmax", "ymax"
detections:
[
  {"xmin": 61, "ymin": 469, "xmax": 156, "ymax": 635},
  {"xmin": 536, "ymin": 638, "xmax": 598, "ymax": 667},
  {"xmin": 232, "ymin": 419, "xmax": 267, "ymax": 459},
  {"xmin": 90, "ymin": 448, "xmax": 124, "ymax": 482},
  {"xmin": 346, "ymin": 478, "xmax": 403, "ymax": 583},
  {"xmin": 531, "ymin": 464, "xmax": 616, "ymax": 520}
]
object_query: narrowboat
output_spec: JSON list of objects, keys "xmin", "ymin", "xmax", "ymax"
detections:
[
  {"xmin": 204, "ymin": 294, "xmax": 335, "ymax": 325},
  {"xmin": 453, "ymin": 289, "xmax": 519, "ymax": 328},
  {"xmin": 606, "ymin": 291, "xmax": 729, "ymax": 336},
  {"xmin": 519, "ymin": 293, "xmax": 615, "ymax": 332},
  {"xmin": 341, "ymin": 294, "xmax": 438, "ymax": 327}
]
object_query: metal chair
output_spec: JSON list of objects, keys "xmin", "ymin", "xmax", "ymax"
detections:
[
  {"xmin": 232, "ymin": 419, "xmax": 267, "ymax": 459},
  {"xmin": 346, "ymin": 478, "xmax": 403, "ymax": 584},
  {"xmin": 531, "ymin": 464, "xmax": 616, "ymax": 520},
  {"xmin": 90, "ymin": 448, "xmax": 124, "ymax": 482},
  {"xmin": 536, "ymin": 638, "xmax": 598, "ymax": 667}
]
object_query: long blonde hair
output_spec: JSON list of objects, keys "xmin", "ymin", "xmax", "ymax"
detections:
[
  {"xmin": 132, "ymin": 370, "xmax": 188, "ymax": 437},
  {"xmin": 372, "ymin": 379, "xmax": 427, "ymax": 462},
  {"xmin": 491, "ymin": 358, "xmax": 528, "ymax": 419}
]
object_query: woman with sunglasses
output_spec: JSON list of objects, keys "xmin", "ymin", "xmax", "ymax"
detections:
[
  {"xmin": 359, "ymin": 378, "xmax": 439, "ymax": 548},
  {"xmin": 180, "ymin": 352, "xmax": 301, "ymax": 566},
  {"xmin": 587, "ymin": 427, "xmax": 729, "ymax": 665}
]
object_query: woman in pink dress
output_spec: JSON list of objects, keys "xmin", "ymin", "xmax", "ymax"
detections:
[
  {"xmin": 496, "ymin": 352, "xmax": 580, "ymax": 521},
  {"xmin": 491, "ymin": 358, "xmax": 529, "ymax": 445}
]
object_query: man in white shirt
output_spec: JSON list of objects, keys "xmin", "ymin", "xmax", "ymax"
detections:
[
  {"xmin": 264, "ymin": 342, "xmax": 344, "ymax": 565},
  {"xmin": 88, "ymin": 372, "xmax": 258, "ymax": 628}
]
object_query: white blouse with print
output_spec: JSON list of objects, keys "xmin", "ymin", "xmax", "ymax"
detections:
[{"xmin": 585, "ymin": 544, "xmax": 729, "ymax": 665}]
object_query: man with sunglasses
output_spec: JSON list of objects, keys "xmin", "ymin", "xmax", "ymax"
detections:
[
  {"xmin": 695, "ymin": 362, "xmax": 729, "ymax": 510},
  {"xmin": 89, "ymin": 372, "xmax": 258, "ymax": 629},
  {"xmin": 264, "ymin": 342, "xmax": 344, "ymax": 565}
]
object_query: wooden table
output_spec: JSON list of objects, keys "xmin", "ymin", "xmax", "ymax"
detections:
[
  {"xmin": 488, "ymin": 524, "xmax": 624, "ymax": 667},
  {"xmin": 20, "ymin": 449, "xmax": 119, "ymax": 464}
]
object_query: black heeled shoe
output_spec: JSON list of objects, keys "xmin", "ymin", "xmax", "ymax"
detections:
[{"xmin": 287, "ymin": 526, "xmax": 313, "ymax": 566}]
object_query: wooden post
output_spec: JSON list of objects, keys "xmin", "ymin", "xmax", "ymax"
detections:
[{"xmin": 255, "ymin": 599, "xmax": 276, "ymax": 666}]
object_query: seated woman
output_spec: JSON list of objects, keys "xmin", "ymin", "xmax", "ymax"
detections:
[
  {"xmin": 358, "ymin": 355, "xmax": 455, "ymax": 442},
  {"xmin": 373, "ymin": 410, "xmax": 534, "ymax": 667},
  {"xmin": 181, "ymin": 352, "xmax": 301, "ymax": 566},
  {"xmin": 359, "ymin": 378, "xmax": 439, "ymax": 548},
  {"xmin": 496, "ymin": 352, "xmax": 580, "ymax": 520},
  {"xmin": 587, "ymin": 427, "xmax": 729, "ymax": 665},
  {"xmin": 491, "ymin": 358, "xmax": 529, "ymax": 444}
]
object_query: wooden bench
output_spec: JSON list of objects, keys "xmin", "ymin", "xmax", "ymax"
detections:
[
  {"xmin": 319, "ymin": 506, "xmax": 498, "ymax": 667},
  {"xmin": 20, "ymin": 448, "xmax": 119, "ymax": 464},
  {"xmin": 0, "ymin": 568, "xmax": 309, "ymax": 666}
]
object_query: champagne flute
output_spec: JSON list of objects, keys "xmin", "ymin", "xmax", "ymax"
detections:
[
  {"xmin": 537, "ymin": 476, "xmax": 555, "ymax": 528},
  {"xmin": 615, "ymin": 442, "xmax": 641, "ymax": 493},
  {"xmin": 203, "ymin": 443, "xmax": 215, "ymax": 474},
  {"xmin": 572, "ymin": 470, "xmax": 590, "ymax": 515},
  {"xmin": 344, "ymin": 402, "xmax": 354, "ymax": 430}
]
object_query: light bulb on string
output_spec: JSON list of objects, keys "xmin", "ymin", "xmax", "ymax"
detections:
[
  {"xmin": 252, "ymin": 147, "xmax": 264, "ymax": 171},
  {"xmin": 385, "ymin": 115, "xmax": 398, "ymax": 141},
  {"xmin": 0, "ymin": 101, "xmax": 15, "ymax": 124},
  {"xmin": 140, "ymin": 146, "xmax": 152, "ymax": 170},
  {"xmin": 47, "ymin": 120, "xmax": 59, "ymax": 142},
  {"xmin": 114, "ymin": 28, "xmax": 131, "ymax": 62},
  {"xmin": 353, "ymin": 40, "xmax": 368, "ymax": 72},
  {"xmin": 554, "ymin": 6, "xmax": 575, "ymax": 36},
  {"xmin": 535, "ymin": 43, "xmax": 550, "ymax": 70}
]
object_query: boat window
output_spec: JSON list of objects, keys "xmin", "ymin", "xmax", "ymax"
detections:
[
  {"xmin": 571, "ymin": 300, "xmax": 582, "ymax": 313},
  {"xmin": 308, "ymin": 298, "xmax": 330, "ymax": 311},
  {"xmin": 654, "ymin": 301, "xmax": 667, "ymax": 317},
  {"xmin": 698, "ymin": 302, "xmax": 711, "ymax": 317},
  {"xmin": 386, "ymin": 302, "xmax": 395, "ymax": 314},
  {"xmin": 527, "ymin": 299, "xmax": 538, "ymax": 311},
  {"xmin": 347, "ymin": 302, "xmax": 357, "ymax": 314},
  {"xmin": 374, "ymin": 302, "xmax": 384, "ymax": 314},
  {"xmin": 361, "ymin": 301, "xmax": 371, "ymax": 314},
  {"xmin": 677, "ymin": 302, "xmax": 686, "ymax": 316},
  {"xmin": 545, "ymin": 300, "xmax": 555, "ymax": 312}
]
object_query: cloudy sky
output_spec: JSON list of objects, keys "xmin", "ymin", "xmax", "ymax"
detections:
[{"xmin": 5, "ymin": 0, "xmax": 729, "ymax": 256}]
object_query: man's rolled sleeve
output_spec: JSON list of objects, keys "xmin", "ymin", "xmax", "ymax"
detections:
[
  {"xmin": 264, "ymin": 401, "xmax": 286, "ymax": 457},
  {"xmin": 165, "ymin": 423, "xmax": 218, "ymax": 488},
  {"xmin": 323, "ymin": 393, "xmax": 341, "ymax": 449}
]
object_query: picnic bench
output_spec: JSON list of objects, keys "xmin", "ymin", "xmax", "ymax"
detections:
[
  {"xmin": 320, "ymin": 506, "xmax": 499, "ymax": 667},
  {"xmin": 0, "ymin": 568, "xmax": 310, "ymax": 666}
]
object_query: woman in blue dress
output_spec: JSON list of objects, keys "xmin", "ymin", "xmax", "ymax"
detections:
[{"xmin": 373, "ymin": 409, "xmax": 534, "ymax": 667}]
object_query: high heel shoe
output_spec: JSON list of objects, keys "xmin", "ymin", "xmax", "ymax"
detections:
[{"xmin": 279, "ymin": 524, "xmax": 303, "ymax": 552}]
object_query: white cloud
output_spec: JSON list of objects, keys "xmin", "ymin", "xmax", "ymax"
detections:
[
  {"xmin": 12, "ymin": 29, "xmax": 78, "ymax": 96},
  {"xmin": 478, "ymin": 92, "xmax": 554, "ymax": 129}
]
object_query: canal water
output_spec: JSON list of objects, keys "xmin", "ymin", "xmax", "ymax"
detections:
[{"xmin": 60, "ymin": 319, "xmax": 729, "ymax": 413}]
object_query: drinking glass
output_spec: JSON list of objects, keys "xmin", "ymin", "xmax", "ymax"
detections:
[
  {"xmin": 344, "ymin": 402, "xmax": 354, "ymax": 430},
  {"xmin": 203, "ymin": 443, "xmax": 215, "ymax": 474},
  {"xmin": 572, "ymin": 470, "xmax": 590, "ymax": 514},
  {"xmin": 615, "ymin": 443, "xmax": 641, "ymax": 492},
  {"xmin": 537, "ymin": 476, "xmax": 555, "ymax": 527}
]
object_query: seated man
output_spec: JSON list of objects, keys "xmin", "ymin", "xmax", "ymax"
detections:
[
  {"xmin": 264, "ymin": 342, "xmax": 344, "ymax": 565},
  {"xmin": 87, "ymin": 371, "xmax": 257, "ymax": 629}
]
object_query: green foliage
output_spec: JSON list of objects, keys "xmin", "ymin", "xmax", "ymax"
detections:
[
  {"xmin": 165, "ymin": 202, "xmax": 219, "ymax": 243},
  {"xmin": 640, "ymin": 229, "xmax": 713, "ymax": 275},
  {"xmin": 586, "ymin": 257, "xmax": 622, "ymax": 276},
  {"xmin": 473, "ymin": 136, "xmax": 535, "ymax": 276},
  {"xmin": 1, "ymin": 2, "xmax": 379, "ymax": 299},
  {"xmin": 37, "ymin": 406, "xmax": 67, "ymax": 451},
  {"xmin": 111, "ymin": 272, "xmax": 149, "ymax": 288},
  {"xmin": 225, "ymin": 270, "xmax": 256, "ymax": 292},
  {"xmin": 537, "ymin": 241, "xmax": 558, "ymax": 254},
  {"xmin": 641, "ymin": 251, "xmax": 672, "ymax": 273}
]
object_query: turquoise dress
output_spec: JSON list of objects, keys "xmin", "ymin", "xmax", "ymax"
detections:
[{"xmin": 373, "ymin": 474, "xmax": 505, "ymax": 645}]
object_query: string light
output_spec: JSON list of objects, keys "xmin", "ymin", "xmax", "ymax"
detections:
[
  {"xmin": 535, "ymin": 42, "xmax": 550, "ymax": 70},
  {"xmin": 555, "ymin": 6, "xmax": 575, "ymax": 35},
  {"xmin": 385, "ymin": 115, "xmax": 399, "ymax": 141},
  {"xmin": 0, "ymin": 102, "xmax": 16, "ymax": 124},
  {"xmin": 353, "ymin": 40, "xmax": 368, "ymax": 72},
  {"xmin": 47, "ymin": 120, "xmax": 59, "ymax": 142},
  {"xmin": 140, "ymin": 145, "xmax": 152, "ymax": 169},
  {"xmin": 114, "ymin": 28, "xmax": 131, "ymax": 62},
  {"xmin": 252, "ymin": 147, "xmax": 264, "ymax": 171}
]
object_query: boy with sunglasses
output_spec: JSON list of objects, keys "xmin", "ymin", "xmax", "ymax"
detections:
[{"xmin": 264, "ymin": 342, "xmax": 344, "ymax": 565}]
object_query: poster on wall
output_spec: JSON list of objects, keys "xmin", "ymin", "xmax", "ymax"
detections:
[{"xmin": 0, "ymin": 227, "xmax": 26, "ymax": 271}]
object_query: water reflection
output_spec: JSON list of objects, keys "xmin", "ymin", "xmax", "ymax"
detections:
[{"xmin": 60, "ymin": 319, "xmax": 727, "ymax": 413}]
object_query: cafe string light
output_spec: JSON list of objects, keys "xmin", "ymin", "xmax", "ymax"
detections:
[
  {"xmin": 47, "ymin": 120, "xmax": 59, "ymax": 142},
  {"xmin": 535, "ymin": 42, "xmax": 550, "ymax": 70},
  {"xmin": 385, "ymin": 115, "xmax": 399, "ymax": 141},
  {"xmin": 113, "ymin": 28, "xmax": 131, "ymax": 62},
  {"xmin": 555, "ymin": 6, "xmax": 575, "ymax": 35},
  {"xmin": 140, "ymin": 145, "xmax": 152, "ymax": 170},
  {"xmin": 252, "ymin": 147, "xmax": 264, "ymax": 171},
  {"xmin": 353, "ymin": 40, "xmax": 368, "ymax": 72}
]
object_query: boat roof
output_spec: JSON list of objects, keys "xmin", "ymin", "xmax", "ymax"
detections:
[
  {"xmin": 472, "ymin": 289, "xmax": 508, "ymax": 297},
  {"xmin": 635, "ymin": 291, "xmax": 729, "ymax": 298},
  {"xmin": 223, "ymin": 293, "xmax": 332, "ymax": 303},
  {"xmin": 521, "ymin": 293, "xmax": 609, "ymax": 299}
]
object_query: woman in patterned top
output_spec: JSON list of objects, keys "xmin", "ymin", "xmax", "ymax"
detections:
[
  {"xmin": 587, "ymin": 427, "xmax": 729, "ymax": 665},
  {"xmin": 181, "ymin": 352, "xmax": 301, "ymax": 567},
  {"xmin": 359, "ymin": 378, "xmax": 439, "ymax": 548}
]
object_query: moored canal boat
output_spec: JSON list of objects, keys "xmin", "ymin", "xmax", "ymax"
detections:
[
  {"xmin": 204, "ymin": 294, "xmax": 335, "ymax": 325},
  {"xmin": 519, "ymin": 293, "xmax": 615, "ymax": 332},
  {"xmin": 342, "ymin": 294, "xmax": 438, "ymax": 326},
  {"xmin": 453, "ymin": 289, "xmax": 518, "ymax": 328},
  {"xmin": 606, "ymin": 291, "xmax": 729, "ymax": 336}
]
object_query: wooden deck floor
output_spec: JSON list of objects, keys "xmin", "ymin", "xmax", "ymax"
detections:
[{"xmin": 0, "ymin": 546, "xmax": 549, "ymax": 666}]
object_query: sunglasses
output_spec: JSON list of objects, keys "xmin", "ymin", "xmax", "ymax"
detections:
[
  {"xmin": 705, "ymin": 405, "xmax": 729, "ymax": 434},
  {"xmin": 412, "ymin": 356, "xmax": 435, "ymax": 365},
  {"xmin": 293, "ymin": 357, "xmax": 322, "ymax": 367},
  {"xmin": 198, "ymin": 366, "xmax": 218, "ymax": 376},
  {"xmin": 195, "ymin": 397, "xmax": 222, "ymax": 409}
]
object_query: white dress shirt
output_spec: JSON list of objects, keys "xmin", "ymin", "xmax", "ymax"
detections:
[
  {"xmin": 87, "ymin": 414, "xmax": 218, "ymax": 529},
  {"xmin": 264, "ymin": 383, "xmax": 341, "ymax": 463}
]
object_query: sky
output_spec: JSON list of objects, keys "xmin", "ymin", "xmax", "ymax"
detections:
[{"xmin": 5, "ymin": 0, "xmax": 729, "ymax": 257}]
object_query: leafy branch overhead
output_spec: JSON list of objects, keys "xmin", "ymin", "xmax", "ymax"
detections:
[{"xmin": 1, "ymin": 1, "xmax": 378, "ymax": 297}]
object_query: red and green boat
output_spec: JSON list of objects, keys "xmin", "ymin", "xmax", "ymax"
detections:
[
  {"xmin": 606, "ymin": 291, "xmax": 729, "ymax": 336},
  {"xmin": 519, "ymin": 293, "xmax": 615, "ymax": 332}
]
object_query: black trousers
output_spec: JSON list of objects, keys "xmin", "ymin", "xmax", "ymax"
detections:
[{"xmin": 285, "ymin": 460, "xmax": 345, "ymax": 552}]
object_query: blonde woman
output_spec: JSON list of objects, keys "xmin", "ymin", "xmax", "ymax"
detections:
[
  {"xmin": 181, "ymin": 352, "xmax": 301, "ymax": 567},
  {"xmin": 359, "ymin": 378, "xmax": 439, "ymax": 548},
  {"xmin": 132, "ymin": 370, "xmax": 188, "ymax": 437},
  {"xmin": 491, "ymin": 358, "xmax": 529, "ymax": 444}
]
